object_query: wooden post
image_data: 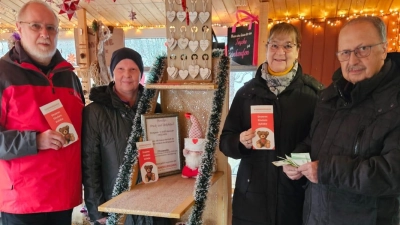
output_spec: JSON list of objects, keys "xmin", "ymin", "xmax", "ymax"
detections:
[
  {"xmin": 76, "ymin": 9, "xmax": 91, "ymax": 100},
  {"xmin": 258, "ymin": 2, "xmax": 269, "ymax": 65}
]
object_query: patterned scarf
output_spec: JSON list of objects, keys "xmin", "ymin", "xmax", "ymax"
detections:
[{"xmin": 261, "ymin": 61, "xmax": 298, "ymax": 95}]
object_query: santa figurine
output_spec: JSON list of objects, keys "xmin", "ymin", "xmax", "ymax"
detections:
[{"xmin": 182, "ymin": 113, "xmax": 206, "ymax": 178}]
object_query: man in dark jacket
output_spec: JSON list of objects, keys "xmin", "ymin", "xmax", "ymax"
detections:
[
  {"xmin": 0, "ymin": 1, "xmax": 85, "ymax": 225},
  {"xmin": 284, "ymin": 17, "xmax": 400, "ymax": 225},
  {"xmin": 82, "ymin": 47, "xmax": 167, "ymax": 225}
]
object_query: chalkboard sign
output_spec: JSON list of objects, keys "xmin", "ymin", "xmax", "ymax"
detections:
[{"xmin": 227, "ymin": 23, "xmax": 259, "ymax": 66}]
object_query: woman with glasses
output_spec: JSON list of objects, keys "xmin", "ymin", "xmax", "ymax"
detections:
[{"xmin": 219, "ymin": 22, "xmax": 323, "ymax": 225}]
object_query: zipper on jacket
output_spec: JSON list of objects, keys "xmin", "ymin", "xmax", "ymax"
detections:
[{"xmin": 354, "ymin": 128, "xmax": 365, "ymax": 155}]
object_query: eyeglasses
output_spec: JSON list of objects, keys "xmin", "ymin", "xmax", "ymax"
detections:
[
  {"xmin": 19, "ymin": 21, "xmax": 59, "ymax": 34},
  {"xmin": 336, "ymin": 42, "xmax": 385, "ymax": 62},
  {"xmin": 267, "ymin": 42, "xmax": 297, "ymax": 52}
]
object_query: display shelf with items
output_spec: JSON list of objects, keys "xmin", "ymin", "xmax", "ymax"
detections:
[{"xmin": 98, "ymin": 51, "xmax": 231, "ymax": 225}]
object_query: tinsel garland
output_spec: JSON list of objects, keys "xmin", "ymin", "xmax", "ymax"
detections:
[
  {"xmin": 106, "ymin": 54, "xmax": 166, "ymax": 225},
  {"xmin": 188, "ymin": 50, "xmax": 229, "ymax": 225}
]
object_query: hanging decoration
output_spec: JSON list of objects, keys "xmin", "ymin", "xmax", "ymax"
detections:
[
  {"xmin": 66, "ymin": 53, "xmax": 77, "ymax": 65},
  {"xmin": 59, "ymin": 0, "xmax": 80, "ymax": 20},
  {"xmin": 128, "ymin": 9, "xmax": 137, "ymax": 21},
  {"xmin": 106, "ymin": 54, "xmax": 167, "ymax": 225}
]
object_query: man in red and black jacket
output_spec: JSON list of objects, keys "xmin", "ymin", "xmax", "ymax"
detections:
[{"xmin": 0, "ymin": 1, "xmax": 85, "ymax": 225}]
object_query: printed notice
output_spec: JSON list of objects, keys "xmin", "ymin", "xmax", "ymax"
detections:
[
  {"xmin": 137, "ymin": 141, "xmax": 159, "ymax": 184},
  {"xmin": 39, "ymin": 99, "xmax": 78, "ymax": 147},
  {"xmin": 251, "ymin": 105, "xmax": 275, "ymax": 150}
]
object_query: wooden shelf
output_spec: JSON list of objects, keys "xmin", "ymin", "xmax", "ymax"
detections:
[
  {"xmin": 145, "ymin": 83, "xmax": 217, "ymax": 90},
  {"xmin": 98, "ymin": 171, "xmax": 224, "ymax": 219}
]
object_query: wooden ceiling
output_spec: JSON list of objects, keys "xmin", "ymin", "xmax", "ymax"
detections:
[{"xmin": 0, "ymin": 0, "xmax": 400, "ymax": 31}]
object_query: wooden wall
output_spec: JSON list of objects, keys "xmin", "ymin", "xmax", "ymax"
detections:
[{"xmin": 281, "ymin": 14, "xmax": 400, "ymax": 86}]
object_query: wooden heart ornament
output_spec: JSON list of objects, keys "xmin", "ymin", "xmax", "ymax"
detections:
[
  {"xmin": 178, "ymin": 38, "xmax": 189, "ymax": 50},
  {"xmin": 179, "ymin": 69, "xmax": 189, "ymax": 79},
  {"xmin": 166, "ymin": 11, "xmax": 176, "ymax": 22},
  {"xmin": 189, "ymin": 11, "xmax": 198, "ymax": 23},
  {"xmin": 199, "ymin": 40, "xmax": 209, "ymax": 51},
  {"xmin": 198, "ymin": 12, "xmax": 210, "ymax": 24},
  {"xmin": 199, "ymin": 67, "xmax": 211, "ymax": 80},
  {"xmin": 189, "ymin": 40, "xmax": 199, "ymax": 53},
  {"xmin": 188, "ymin": 64, "xmax": 200, "ymax": 78},
  {"xmin": 177, "ymin": 11, "xmax": 186, "ymax": 22}
]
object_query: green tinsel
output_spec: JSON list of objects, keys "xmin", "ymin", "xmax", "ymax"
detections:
[
  {"xmin": 188, "ymin": 50, "xmax": 229, "ymax": 225},
  {"xmin": 106, "ymin": 54, "xmax": 166, "ymax": 225}
]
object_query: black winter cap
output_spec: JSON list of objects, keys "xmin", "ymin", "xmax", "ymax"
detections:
[{"xmin": 109, "ymin": 47, "xmax": 144, "ymax": 78}]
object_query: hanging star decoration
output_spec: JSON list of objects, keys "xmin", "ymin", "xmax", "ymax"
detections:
[
  {"xmin": 67, "ymin": 53, "xmax": 77, "ymax": 65},
  {"xmin": 128, "ymin": 9, "xmax": 136, "ymax": 21},
  {"xmin": 59, "ymin": 0, "xmax": 80, "ymax": 21}
]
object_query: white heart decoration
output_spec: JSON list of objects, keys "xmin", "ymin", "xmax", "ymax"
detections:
[
  {"xmin": 177, "ymin": 11, "xmax": 186, "ymax": 22},
  {"xmin": 199, "ymin": 40, "xmax": 209, "ymax": 51},
  {"xmin": 189, "ymin": 11, "xmax": 198, "ymax": 23},
  {"xmin": 188, "ymin": 65, "xmax": 200, "ymax": 78},
  {"xmin": 167, "ymin": 38, "xmax": 177, "ymax": 50},
  {"xmin": 199, "ymin": 68, "xmax": 211, "ymax": 80},
  {"xmin": 189, "ymin": 40, "xmax": 199, "ymax": 53},
  {"xmin": 166, "ymin": 11, "xmax": 176, "ymax": 22},
  {"xmin": 167, "ymin": 66, "xmax": 178, "ymax": 78},
  {"xmin": 178, "ymin": 38, "xmax": 189, "ymax": 50},
  {"xmin": 178, "ymin": 70, "xmax": 189, "ymax": 79},
  {"xmin": 198, "ymin": 12, "xmax": 210, "ymax": 24}
]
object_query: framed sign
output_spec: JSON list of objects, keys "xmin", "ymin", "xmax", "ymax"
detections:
[
  {"xmin": 227, "ymin": 22, "xmax": 259, "ymax": 66},
  {"xmin": 141, "ymin": 113, "xmax": 182, "ymax": 177}
]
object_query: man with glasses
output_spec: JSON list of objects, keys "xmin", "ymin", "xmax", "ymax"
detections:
[
  {"xmin": 283, "ymin": 16, "xmax": 400, "ymax": 225},
  {"xmin": 0, "ymin": 1, "xmax": 84, "ymax": 225}
]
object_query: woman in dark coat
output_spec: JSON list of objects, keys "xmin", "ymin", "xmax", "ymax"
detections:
[
  {"xmin": 219, "ymin": 23, "xmax": 323, "ymax": 225},
  {"xmin": 82, "ymin": 48, "xmax": 167, "ymax": 225}
]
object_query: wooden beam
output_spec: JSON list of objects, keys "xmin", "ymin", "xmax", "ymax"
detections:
[{"xmin": 258, "ymin": 2, "xmax": 269, "ymax": 65}]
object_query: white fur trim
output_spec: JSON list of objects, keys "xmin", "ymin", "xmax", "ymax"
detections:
[{"xmin": 184, "ymin": 138, "xmax": 206, "ymax": 151}]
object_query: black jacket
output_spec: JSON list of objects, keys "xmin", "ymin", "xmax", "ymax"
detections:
[
  {"xmin": 296, "ymin": 52, "xmax": 400, "ymax": 225},
  {"xmin": 219, "ymin": 64, "xmax": 322, "ymax": 225},
  {"xmin": 82, "ymin": 82, "xmax": 162, "ymax": 222}
]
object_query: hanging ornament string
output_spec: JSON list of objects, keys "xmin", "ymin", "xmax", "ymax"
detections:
[
  {"xmin": 191, "ymin": 26, "xmax": 198, "ymax": 40},
  {"xmin": 181, "ymin": 54, "xmax": 187, "ymax": 69},
  {"xmin": 189, "ymin": 0, "xmax": 198, "ymax": 24},
  {"xmin": 202, "ymin": 25, "xmax": 209, "ymax": 40},
  {"xmin": 202, "ymin": 54, "xmax": 208, "ymax": 67},
  {"xmin": 202, "ymin": 0, "xmax": 207, "ymax": 12},
  {"xmin": 191, "ymin": 54, "xmax": 198, "ymax": 65}
]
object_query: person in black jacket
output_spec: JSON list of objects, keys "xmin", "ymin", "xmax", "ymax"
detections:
[
  {"xmin": 82, "ymin": 47, "xmax": 168, "ymax": 225},
  {"xmin": 219, "ymin": 23, "xmax": 323, "ymax": 225},
  {"xmin": 284, "ymin": 17, "xmax": 400, "ymax": 225}
]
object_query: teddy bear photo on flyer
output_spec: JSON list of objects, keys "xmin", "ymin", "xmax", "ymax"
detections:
[{"xmin": 250, "ymin": 105, "xmax": 275, "ymax": 150}]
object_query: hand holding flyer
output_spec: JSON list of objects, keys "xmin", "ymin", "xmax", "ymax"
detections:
[{"xmin": 39, "ymin": 99, "xmax": 78, "ymax": 147}]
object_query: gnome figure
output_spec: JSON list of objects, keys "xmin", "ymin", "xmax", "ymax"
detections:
[{"xmin": 182, "ymin": 113, "xmax": 206, "ymax": 178}]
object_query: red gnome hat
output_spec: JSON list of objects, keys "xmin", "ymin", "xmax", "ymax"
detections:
[{"xmin": 185, "ymin": 112, "xmax": 203, "ymax": 139}]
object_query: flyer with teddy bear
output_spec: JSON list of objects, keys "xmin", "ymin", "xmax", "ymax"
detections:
[
  {"xmin": 136, "ymin": 141, "xmax": 159, "ymax": 184},
  {"xmin": 250, "ymin": 105, "xmax": 275, "ymax": 150},
  {"xmin": 39, "ymin": 99, "xmax": 78, "ymax": 147}
]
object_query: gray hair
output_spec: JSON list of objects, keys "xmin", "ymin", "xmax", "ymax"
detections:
[
  {"xmin": 342, "ymin": 16, "xmax": 387, "ymax": 42},
  {"xmin": 17, "ymin": 0, "xmax": 59, "ymax": 25}
]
